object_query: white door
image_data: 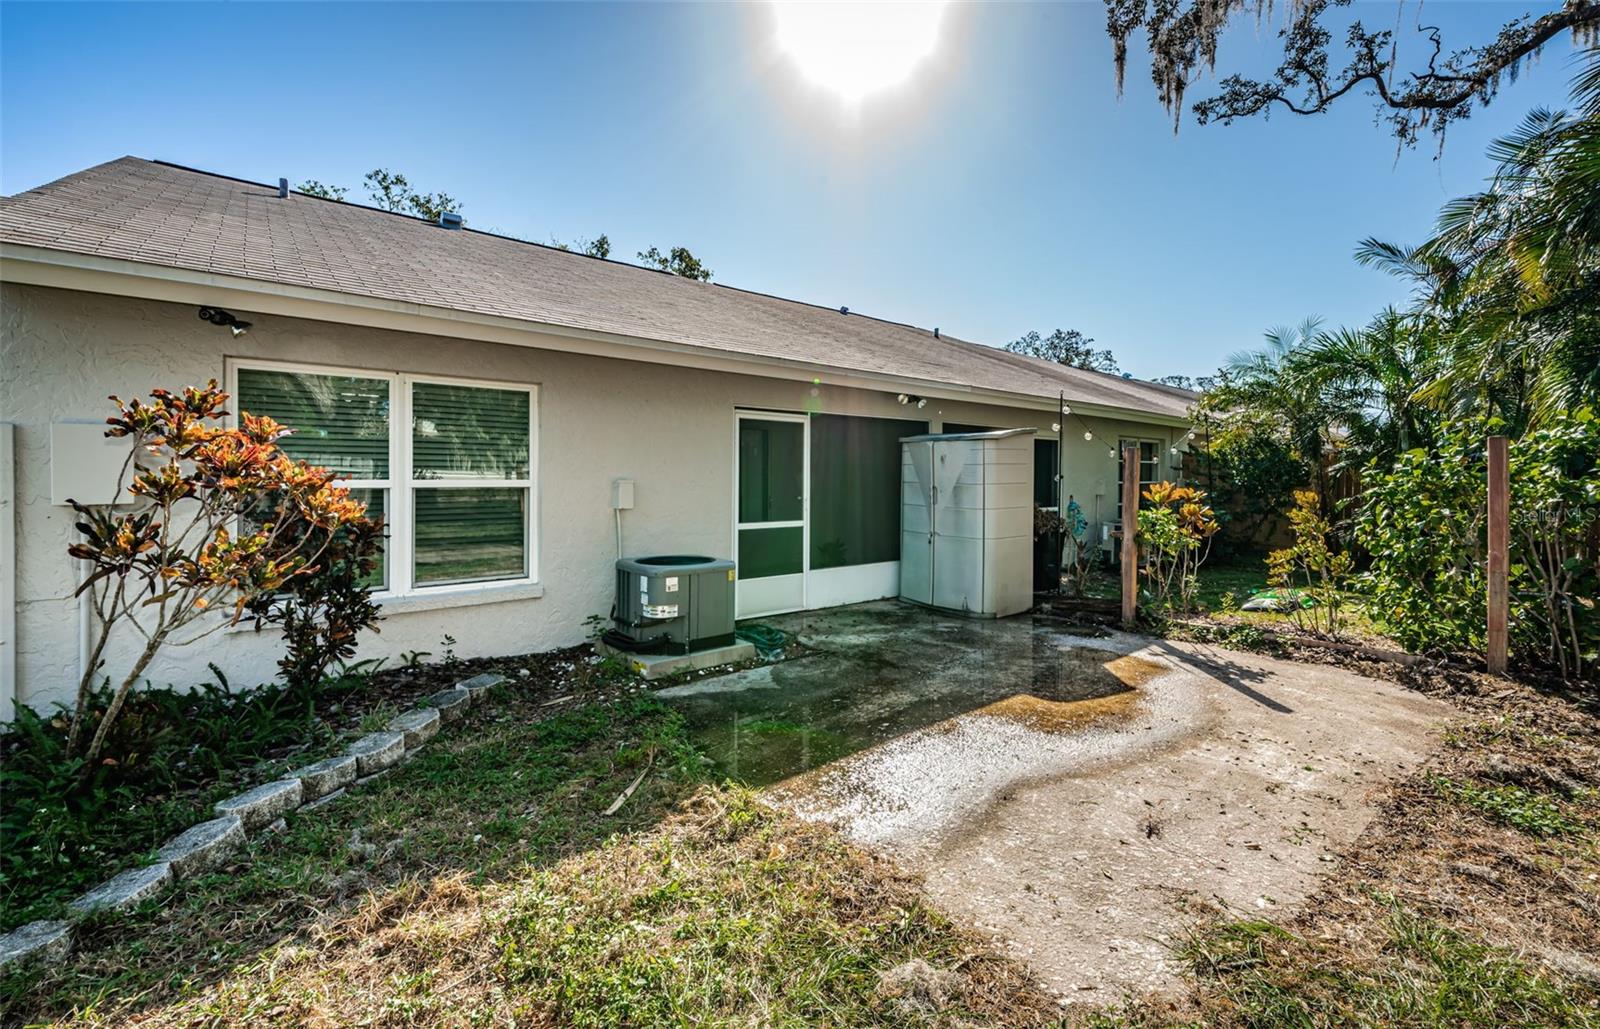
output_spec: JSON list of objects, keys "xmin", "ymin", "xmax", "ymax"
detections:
[
  {"xmin": 734, "ymin": 412, "xmax": 808, "ymax": 618},
  {"xmin": 931, "ymin": 438, "xmax": 983, "ymax": 612},
  {"xmin": 899, "ymin": 440, "xmax": 934, "ymax": 604}
]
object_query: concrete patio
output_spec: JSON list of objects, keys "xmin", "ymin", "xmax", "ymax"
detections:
[{"xmin": 657, "ymin": 601, "xmax": 1454, "ymax": 1002}]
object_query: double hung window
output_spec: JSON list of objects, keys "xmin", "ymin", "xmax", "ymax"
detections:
[{"xmin": 232, "ymin": 362, "xmax": 536, "ymax": 595}]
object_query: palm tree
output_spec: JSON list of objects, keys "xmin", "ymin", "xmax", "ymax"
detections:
[
  {"xmin": 1293, "ymin": 309, "xmax": 1443, "ymax": 467},
  {"xmin": 1205, "ymin": 318, "xmax": 1343, "ymax": 517},
  {"xmin": 1357, "ymin": 48, "xmax": 1600, "ymax": 428}
]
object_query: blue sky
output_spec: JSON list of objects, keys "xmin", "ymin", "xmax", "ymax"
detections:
[{"xmin": 0, "ymin": 2, "xmax": 1582, "ymax": 379}]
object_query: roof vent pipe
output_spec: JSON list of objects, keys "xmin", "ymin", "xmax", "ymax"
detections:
[
  {"xmin": 839, "ymin": 306, "xmax": 849, "ymax": 315},
  {"xmin": 277, "ymin": 178, "xmax": 288, "ymax": 199},
  {"xmin": 933, "ymin": 327, "xmax": 940, "ymax": 339},
  {"xmin": 439, "ymin": 211, "xmax": 464, "ymax": 230}
]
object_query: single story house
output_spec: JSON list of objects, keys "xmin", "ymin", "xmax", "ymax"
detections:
[{"xmin": 0, "ymin": 157, "xmax": 1195, "ymax": 719}]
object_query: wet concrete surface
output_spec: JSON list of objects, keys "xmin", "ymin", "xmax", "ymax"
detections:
[
  {"xmin": 656, "ymin": 601, "xmax": 1454, "ymax": 1004},
  {"xmin": 659, "ymin": 603, "xmax": 1144, "ymax": 788}
]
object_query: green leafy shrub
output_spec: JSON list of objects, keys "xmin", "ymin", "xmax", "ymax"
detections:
[
  {"xmin": 1507, "ymin": 410, "xmax": 1600, "ymax": 681},
  {"xmin": 0, "ymin": 667, "xmax": 370, "ymax": 929},
  {"xmin": 245, "ymin": 503, "xmax": 385, "ymax": 695},
  {"xmin": 1354, "ymin": 432, "xmax": 1489, "ymax": 655},
  {"xmin": 1192, "ymin": 429, "xmax": 1308, "ymax": 556},
  {"xmin": 1267, "ymin": 489, "xmax": 1353, "ymax": 637},
  {"xmin": 1355, "ymin": 411, "xmax": 1599, "ymax": 678},
  {"xmin": 1136, "ymin": 482, "xmax": 1220, "ymax": 613}
]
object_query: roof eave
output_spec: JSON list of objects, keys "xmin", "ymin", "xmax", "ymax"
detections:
[{"xmin": 0, "ymin": 244, "xmax": 1194, "ymax": 427}]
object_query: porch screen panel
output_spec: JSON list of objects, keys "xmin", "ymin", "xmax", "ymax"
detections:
[
  {"xmin": 737, "ymin": 526, "xmax": 803, "ymax": 579},
  {"xmin": 737, "ymin": 420, "xmax": 803, "ymax": 523},
  {"xmin": 809, "ymin": 415, "xmax": 926, "ymax": 570}
]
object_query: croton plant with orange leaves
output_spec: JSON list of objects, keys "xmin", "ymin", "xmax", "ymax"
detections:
[
  {"xmin": 65, "ymin": 380, "xmax": 382, "ymax": 767},
  {"xmin": 1136, "ymin": 481, "xmax": 1220, "ymax": 614}
]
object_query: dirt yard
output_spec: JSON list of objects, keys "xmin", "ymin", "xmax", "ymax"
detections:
[{"xmin": 663, "ymin": 603, "xmax": 1456, "ymax": 1003}]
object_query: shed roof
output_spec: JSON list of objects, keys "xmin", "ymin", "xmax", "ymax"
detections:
[{"xmin": 0, "ymin": 157, "xmax": 1195, "ymax": 419}]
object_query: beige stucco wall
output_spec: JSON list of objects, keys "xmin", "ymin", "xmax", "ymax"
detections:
[{"xmin": 0, "ymin": 283, "xmax": 1186, "ymax": 717}]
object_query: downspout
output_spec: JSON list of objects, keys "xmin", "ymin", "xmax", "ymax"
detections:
[{"xmin": 78, "ymin": 543, "xmax": 94, "ymax": 688}]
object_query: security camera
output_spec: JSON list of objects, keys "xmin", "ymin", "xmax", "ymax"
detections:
[{"xmin": 199, "ymin": 306, "xmax": 251, "ymax": 336}]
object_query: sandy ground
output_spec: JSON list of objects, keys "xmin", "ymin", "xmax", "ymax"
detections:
[{"xmin": 661, "ymin": 603, "xmax": 1455, "ymax": 1004}]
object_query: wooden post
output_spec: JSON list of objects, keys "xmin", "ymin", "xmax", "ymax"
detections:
[
  {"xmin": 1486, "ymin": 434, "xmax": 1509, "ymax": 674},
  {"xmin": 1121, "ymin": 443, "xmax": 1139, "ymax": 630}
]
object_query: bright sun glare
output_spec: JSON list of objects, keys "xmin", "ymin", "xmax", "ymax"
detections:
[{"xmin": 772, "ymin": 1, "xmax": 947, "ymax": 104}]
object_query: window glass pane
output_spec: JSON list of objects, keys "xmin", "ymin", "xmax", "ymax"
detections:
[
  {"xmin": 349, "ymin": 488, "xmax": 388, "ymax": 591},
  {"xmin": 236, "ymin": 368, "xmax": 390, "ymax": 478},
  {"xmin": 1033, "ymin": 439, "xmax": 1060, "ymax": 508},
  {"xmin": 737, "ymin": 420, "xmax": 803, "ymax": 523},
  {"xmin": 738, "ymin": 526, "xmax": 803, "ymax": 579},
  {"xmin": 240, "ymin": 487, "xmax": 388, "ymax": 592},
  {"xmin": 413, "ymin": 487, "xmax": 527, "ymax": 586},
  {"xmin": 809, "ymin": 415, "xmax": 926, "ymax": 570},
  {"xmin": 412, "ymin": 383, "xmax": 530, "ymax": 481}
]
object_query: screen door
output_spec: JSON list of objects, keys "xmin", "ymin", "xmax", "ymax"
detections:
[{"xmin": 734, "ymin": 412, "xmax": 808, "ymax": 618}]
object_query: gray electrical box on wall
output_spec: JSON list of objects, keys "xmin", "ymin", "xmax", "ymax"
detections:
[{"xmin": 612, "ymin": 479, "xmax": 635, "ymax": 510}]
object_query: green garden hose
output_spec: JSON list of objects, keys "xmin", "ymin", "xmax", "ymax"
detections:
[{"xmin": 735, "ymin": 624, "xmax": 790, "ymax": 658}]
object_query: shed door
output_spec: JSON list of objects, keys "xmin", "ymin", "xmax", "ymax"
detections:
[
  {"xmin": 931, "ymin": 439, "xmax": 983, "ymax": 612},
  {"xmin": 899, "ymin": 440, "xmax": 934, "ymax": 604}
]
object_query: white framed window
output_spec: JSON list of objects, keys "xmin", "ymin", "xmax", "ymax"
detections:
[
  {"xmin": 1116, "ymin": 438, "xmax": 1162, "ymax": 518},
  {"xmin": 228, "ymin": 359, "xmax": 538, "ymax": 597}
]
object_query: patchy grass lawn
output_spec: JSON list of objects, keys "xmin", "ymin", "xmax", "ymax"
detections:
[
  {"xmin": 0, "ymin": 647, "xmax": 613, "ymax": 934},
  {"xmin": 8, "ymin": 612, "xmax": 1599, "ymax": 1027},
  {"xmin": 3, "ymin": 681, "xmax": 1055, "ymax": 1027},
  {"xmin": 93, "ymin": 791, "xmax": 1058, "ymax": 1028},
  {"xmin": 1, "ymin": 687, "xmax": 695, "ymax": 1024}
]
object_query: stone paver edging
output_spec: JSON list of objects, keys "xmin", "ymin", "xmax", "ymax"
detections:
[{"xmin": 0, "ymin": 672, "xmax": 507, "ymax": 969}]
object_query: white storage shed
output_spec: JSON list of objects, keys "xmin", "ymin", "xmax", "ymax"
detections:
[{"xmin": 899, "ymin": 428, "xmax": 1036, "ymax": 618}]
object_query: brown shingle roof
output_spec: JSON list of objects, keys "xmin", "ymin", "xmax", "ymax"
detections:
[{"xmin": 1, "ymin": 157, "xmax": 1194, "ymax": 419}]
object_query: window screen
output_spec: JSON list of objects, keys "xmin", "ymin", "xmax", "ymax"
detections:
[
  {"xmin": 413, "ymin": 487, "xmax": 527, "ymax": 586},
  {"xmin": 236, "ymin": 368, "xmax": 390, "ymax": 478},
  {"xmin": 809, "ymin": 415, "xmax": 926, "ymax": 570},
  {"xmin": 411, "ymin": 382, "xmax": 529, "ymax": 481},
  {"xmin": 1034, "ymin": 439, "xmax": 1060, "ymax": 508},
  {"xmin": 1117, "ymin": 440, "xmax": 1162, "ymax": 517},
  {"xmin": 237, "ymin": 368, "xmax": 391, "ymax": 587},
  {"xmin": 410, "ymin": 380, "xmax": 532, "ymax": 587}
]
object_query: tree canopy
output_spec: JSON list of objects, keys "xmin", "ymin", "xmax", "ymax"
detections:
[
  {"xmin": 296, "ymin": 172, "xmax": 711, "ymax": 279},
  {"xmin": 1004, "ymin": 328, "xmax": 1120, "ymax": 373},
  {"xmin": 637, "ymin": 245, "xmax": 713, "ymax": 282},
  {"xmin": 1105, "ymin": 0, "xmax": 1600, "ymax": 146},
  {"xmin": 297, "ymin": 169, "xmax": 461, "ymax": 222}
]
